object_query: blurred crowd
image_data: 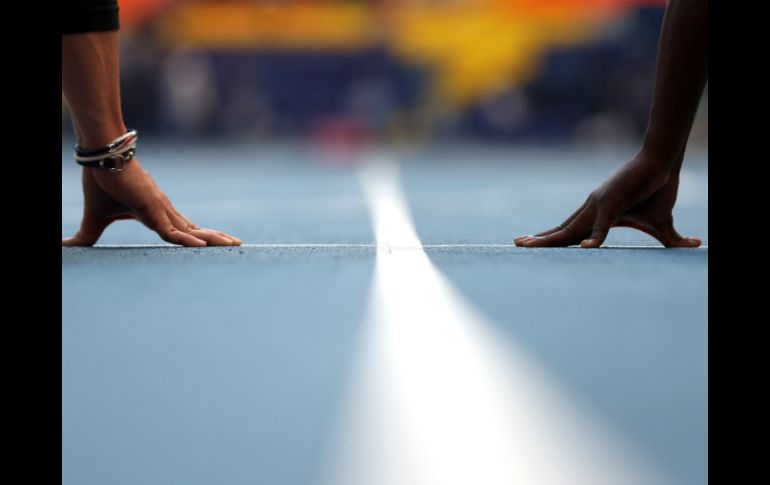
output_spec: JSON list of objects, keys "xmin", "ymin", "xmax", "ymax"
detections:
[{"xmin": 63, "ymin": 0, "xmax": 707, "ymax": 147}]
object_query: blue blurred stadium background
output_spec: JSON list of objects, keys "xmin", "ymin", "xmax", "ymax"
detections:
[{"xmin": 61, "ymin": 0, "xmax": 707, "ymax": 150}]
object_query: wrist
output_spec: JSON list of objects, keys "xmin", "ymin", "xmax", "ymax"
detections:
[
  {"xmin": 75, "ymin": 121, "xmax": 128, "ymax": 150},
  {"xmin": 75, "ymin": 129, "xmax": 137, "ymax": 173},
  {"xmin": 622, "ymin": 150, "xmax": 675, "ymax": 190},
  {"xmin": 639, "ymin": 127, "xmax": 688, "ymax": 167}
]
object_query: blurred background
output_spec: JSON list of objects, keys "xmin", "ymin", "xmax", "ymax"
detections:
[
  {"xmin": 62, "ymin": 3, "xmax": 708, "ymax": 485},
  {"xmin": 62, "ymin": 0, "xmax": 707, "ymax": 150}
]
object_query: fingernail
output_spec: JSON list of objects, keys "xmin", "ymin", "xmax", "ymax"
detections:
[{"xmin": 581, "ymin": 239, "xmax": 597, "ymax": 248}]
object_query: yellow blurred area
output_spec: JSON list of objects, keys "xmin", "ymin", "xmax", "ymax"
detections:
[
  {"xmin": 141, "ymin": 0, "xmax": 664, "ymax": 107},
  {"xmin": 389, "ymin": 4, "xmax": 605, "ymax": 104}
]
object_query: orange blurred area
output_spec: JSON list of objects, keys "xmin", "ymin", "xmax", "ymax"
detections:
[
  {"xmin": 119, "ymin": 0, "xmax": 176, "ymax": 28},
  {"xmin": 119, "ymin": 0, "xmax": 664, "ymax": 106},
  {"xmin": 154, "ymin": 2, "xmax": 379, "ymax": 51}
]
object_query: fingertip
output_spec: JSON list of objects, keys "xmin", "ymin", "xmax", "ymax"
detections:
[
  {"xmin": 684, "ymin": 237, "xmax": 702, "ymax": 247},
  {"xmin": 513, "ymin": 235, "xmax": 531, "ymax": 245},
  {"xmin": 521, "ymin": 237, "xmax": 545, "ymax": 248},
  {"xmin": 665, "ymin": 236, "xmax": 702, "ymax": 248},
  {"xmin": 580, "ymin": 238, "xmax": 601, "ymax": 248},
  {"xmin": 62, "ymin": 236, "xmax": 93, "ymax": 247},
  {"xmin": 213, "ymin": 231, "xmax": 241, "ymax": 246}
]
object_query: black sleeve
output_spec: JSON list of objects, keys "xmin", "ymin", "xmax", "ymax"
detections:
[{"xmin": 62, "ymin": 0, "xmax": 120, "ymax": 34}]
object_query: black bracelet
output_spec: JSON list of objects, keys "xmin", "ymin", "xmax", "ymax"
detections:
[{"xmin": 74, "ymin": 130, "xmax": 138, "ymax": 173}]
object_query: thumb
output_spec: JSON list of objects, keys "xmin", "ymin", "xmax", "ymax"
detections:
[
  {"xmin": 62, "ymin": 213, "xmax": 110, "ymax": 247},
  {"xmin": 654, "ymin": 217, "xmax": 702, "ymax": 248}
]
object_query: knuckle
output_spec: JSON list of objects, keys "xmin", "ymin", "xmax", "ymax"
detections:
[{"xmin": 591, "ymin": 192, "xmax": 606, "ymax": 205}]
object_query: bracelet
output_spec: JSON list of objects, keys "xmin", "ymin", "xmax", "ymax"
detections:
[{"xmin": 74, "ymin": 130, "xmax": 138, "ymax": 173}]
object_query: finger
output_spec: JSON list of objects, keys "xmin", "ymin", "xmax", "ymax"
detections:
[
  {"xmin": 513, "ymin": 230, "xmax": 564, "ymax": 246},
  {"xmin": 184, "ymin": 219, "xmax": 241, "ymax": 246},
  {"xmin": 514, "ymin": 236, "xmax": 533, "ymax": 246},
  {"xmin": 518, "ymin": 229, "xmax": 579, "ymax": 247},
  {"xmin": 198, "ymin": 227, "xmax": 242, "ymax": 245},
  {"xmin": 189, "ymin": 228, "xmax": 239, "ymax": 246},
  {"xmin": 515, "ymin": 227, "xmax": 561, "ymax": 245},
  {"xmin": 581, "ymin": 209, "xmax": 612, "ymax": 248},
  {"xmin": 521, "ymin": 209, "xmax": 594, "ymax": 247},
  {"xmin": 160, "ymin": 228, "xmax": 208, "ymax": 247},
  {"xmin": 654, "ymin": 218, "xmax": 702, "ymax": 248},
  {"xmin": 61, "ymin": 213, "xmax": 110, "ymax": 247},
  {"xmin": 145, "ymin": 212, "xmax": 207, "ymax": 247},
  {"xmin": 514, "ymin": 198, "xmax": 590, "ymax": 245},
  {"xmin": 164, "ymin": 209, "xmax": 239, "ymax": 246},
  {"xmin": 515, "ymin": 226, "xmax": 568, "ymax": 245},
  {"xmin": 214, "ymin": 230, "xmax": 242, "ymax": 245}
]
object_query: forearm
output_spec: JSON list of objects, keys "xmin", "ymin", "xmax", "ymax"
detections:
[
  {"xmin": 641, "ymin": 0, "xmax": 708, "ymax": 165},
  {"xmin": 62, "ymin": 31, "xmax": 127, "ymax": 149}
]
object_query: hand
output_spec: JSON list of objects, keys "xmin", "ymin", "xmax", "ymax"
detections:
[
  {"xmin": 514, "ymin": 153, "xmax": 702, "ymax": 248},
  {"xmin": 62, "ymin": 159, "xmax": 242, "ymax": 247}
]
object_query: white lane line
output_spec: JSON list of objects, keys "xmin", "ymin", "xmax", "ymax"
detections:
[
  {"xmin": 321, "ymin": 155, "xmax": 678, "ymax": 485},
  {"xmin": 81, "ymin": 244, "xmax": 707, "ymax": 249}
]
